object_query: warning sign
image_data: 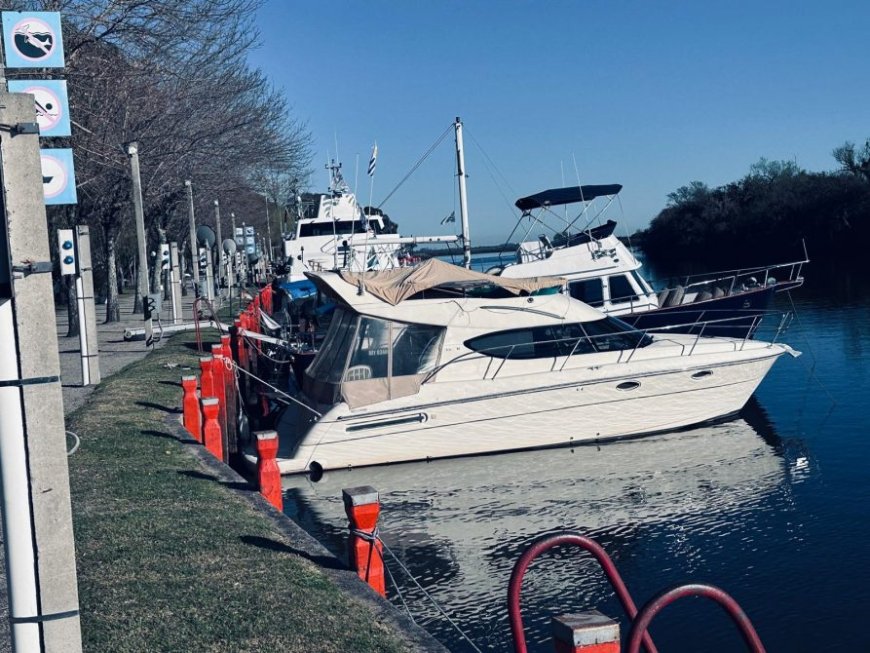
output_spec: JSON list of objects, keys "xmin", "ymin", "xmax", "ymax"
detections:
[
  {"xmin": 1, "ymin": 11, "xmax": 65, "ymax": 68},
  {"xmin": 40, "ymin": 149, "xmax": 77, "ymax": 205},
  {"xmin": 8, "ymin": 80, "xmax": 71, "ymax": 137}
]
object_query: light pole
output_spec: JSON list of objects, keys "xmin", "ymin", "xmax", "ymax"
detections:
[
  {"xmin": 125, "ymin": 141, "xmax": 149, "ymax": 312},
  {"xmin": 185, "ymin": 180, "xmax": 199, "ymax": 296},
  {"xmin": 214, "ymin": 199, "xmax": 223, "ymax": 290}
]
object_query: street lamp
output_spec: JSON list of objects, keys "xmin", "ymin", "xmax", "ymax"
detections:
[{"xmin": 124, "ymin": 140, "xmax": 149, "ymax": 313}]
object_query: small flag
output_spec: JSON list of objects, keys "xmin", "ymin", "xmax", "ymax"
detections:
[
  {"xmin": 440, "ymin": 211, "xmax": 456, "ymax": 225},
  {"xmin": 367, "ymin": 143, "xmax": 378, "ymax": 177}
]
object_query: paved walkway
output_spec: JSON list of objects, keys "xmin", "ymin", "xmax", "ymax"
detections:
[{"xmin": 0, "ymin": 291, "xmax": 197, "ymax": 651}]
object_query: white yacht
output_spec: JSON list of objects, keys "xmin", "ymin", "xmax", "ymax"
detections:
[
  {"xmin": 264, "ymin": 259, "xmax": 798, "ymax": 475},
  {"xmin": 491, "ymin": 185, "xmax": 808, "ymax": 338},
  {"xmin": 282, "ymin": 161, "xmax": 403, "ymax": 282}
]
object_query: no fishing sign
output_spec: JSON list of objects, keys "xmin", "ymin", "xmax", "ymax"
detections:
[{"xmin": 1, "ymin": 11, "xmax": 66, "ymax": 69}]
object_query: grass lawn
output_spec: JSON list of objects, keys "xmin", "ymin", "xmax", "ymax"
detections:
[{"xmin": 67, "ymin": 331, "xmax": 417, "ymax": 653}]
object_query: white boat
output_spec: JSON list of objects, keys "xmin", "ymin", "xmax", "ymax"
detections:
[
  {"xmin": 259, "ymin": 258, "xmax": 798, "ymax": 475},
  {"xmin": 491, "ymin": 185, "xmax": 808, "ymax": 338},
  {"xmin": 282, "ymin": 160, "xmax": 404, "ymax": 282}
]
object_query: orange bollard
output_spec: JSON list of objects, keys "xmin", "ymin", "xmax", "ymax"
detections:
[
  {"xmin": 254, "ymin": 431, "xmax": 282, "ymax": 510},
  {"xmin": 200, "ymin": 397, "xmax": 223, "ymax": 460},
  {"xmin": 199, "ymin": 356, "xmax": 215, "ymax": 399},
  {"xmin": 181, "ymin": 375, "xmax": 201, "ymax": 442},
  {"xmin": 233, "ymin": 318, "xmax": 247, "ymax": 370},
  {"xmin": 552, "ymin": 612, "xmax": 620, "ymax": 653},
  {"xmin": 342, "ymin": 486, "xmax": 386, "ymax": 597},
  {"xmin": 211, "ymin": 344, "xmax": 228, "ymax": 439},
  {"xmin": 220, "ymin": 334, "xmax": 236, "ymax": 448}
]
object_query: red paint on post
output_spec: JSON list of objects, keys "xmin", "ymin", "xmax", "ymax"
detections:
[
  {"xmin": 200, "ymin": 397, "xmax": 223, "ymax": 459},
  {"xmin": 233, "ymin": 318, "xmax": 247, "ymax": 370},
  {"xmin": 552, "ymin": 612, "xmax": 620, "ymax": 653},
  {"xmin": 211, "ymin": 344, "xmax": 228, "ymax": 439},
  {"xmin": 342, "ymin": 486, "xmax": 386, "ymax": 597},
  {"xmin": 199, "ymin": 356, "xmax": 215, "ymax": 399},
  {"xmin": 220, "ymin": 334, "xmax": 236, "ymax": 445},
  {"xmin": 181, "ymin": 375, "xmax": 201, "ymax": 442},
  {"xmin": 254, "ymin": 430, "xmax": 282, "ymax": 510}
]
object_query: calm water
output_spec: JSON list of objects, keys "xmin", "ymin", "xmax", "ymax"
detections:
[{"xmin": 280, "ymin": 268, "xmax": 870, "ymax": 652}]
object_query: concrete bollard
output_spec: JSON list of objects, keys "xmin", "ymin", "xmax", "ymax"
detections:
[
  {"xmin": 211, "ymin": 344, "xmax": 228, "ymax": 444},
  {"xmin": 199, "ymin": 356, "xmax": 215, "ymax": 399},
  {"xmin": 200, "ymin": 397, "xmax": 223, "ymax": 460},
  {"xmin": 342, "ymin": 486, "xmax": 386, "ymax": 597},
  {"xmin": 552, "ymin": 611, "xmax": 620, "ymax": 653},
  {"xmin": 233, "ymin": 318, "xmax": 248, "ymax": 370},
  {"xmin": 220, "ymin": 334, "xmax": 237, "ymax": 454},
  {"xmin": 254, "ymin": 431, "xmax": 282, "ymax": 510},
  {"xmin": 181, "ymin": 375, "xmax": 202, "ymax": 442}
]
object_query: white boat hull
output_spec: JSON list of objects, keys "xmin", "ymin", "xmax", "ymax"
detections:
[{"xmin": 267, "ymin": 347, "xmax": 784, "ymax": 474}]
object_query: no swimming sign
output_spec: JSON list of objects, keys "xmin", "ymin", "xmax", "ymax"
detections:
[{"xmin": 2, "ymin": 11, "xmax": 65, "ymax": 68}]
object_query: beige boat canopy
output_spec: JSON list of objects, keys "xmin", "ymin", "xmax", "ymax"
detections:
[{"xmin": 336, "ymin": 258, "xmax": 565, "ymax": 305}]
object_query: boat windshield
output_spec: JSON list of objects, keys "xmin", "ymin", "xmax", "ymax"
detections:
[
  {"xmin": 464, "ymin": 316, "xmax": 652, "ymax": 360},
  {"xmin": 304, "ymin": 309, "xmax": 445, "ymax": 408},
  {"xmin": 298, "ymin": 219, "xmax": 373, "ymax": 238}
]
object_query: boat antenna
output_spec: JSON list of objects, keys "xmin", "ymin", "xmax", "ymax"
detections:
[{"xmin": 454, "ymin": 117, "xmax": 472, "ymax": 269}]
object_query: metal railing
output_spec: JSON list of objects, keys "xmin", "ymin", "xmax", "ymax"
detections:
[{"xmin": 423, "ymin": 311, "xmax": 791, "ymax": 384}]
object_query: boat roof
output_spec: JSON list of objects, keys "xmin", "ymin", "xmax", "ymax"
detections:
[
  {"xmin": 515, "ymin": 184, "xmax": 623, "ymax": 211},
  {"xmin": 309, "ymin": 258, "xmax": 567, "ymax": 306}
]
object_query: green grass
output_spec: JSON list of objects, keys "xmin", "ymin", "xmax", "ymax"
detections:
[{"xmin": 67, "ymin": 332, "xmax": 410, "ymax": 653}]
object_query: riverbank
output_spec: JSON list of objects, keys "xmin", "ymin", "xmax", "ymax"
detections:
[{"xmin": 0, "ymin": 292, "xmax": 446, "ymax": 652}]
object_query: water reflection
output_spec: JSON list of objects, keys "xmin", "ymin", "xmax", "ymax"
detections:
[{"xmin": 282, "ymin": 407, "xmax": 795, "ymax": 652}]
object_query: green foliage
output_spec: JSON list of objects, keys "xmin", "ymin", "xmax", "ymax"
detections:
[{"xmin": 639, "ymin": 152, "xmax": 870, "ymax": 270}]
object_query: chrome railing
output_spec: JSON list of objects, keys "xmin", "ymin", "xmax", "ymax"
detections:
[{"xmin": 423, "ymin": 311, "xmax": 792, "ymax": 383}]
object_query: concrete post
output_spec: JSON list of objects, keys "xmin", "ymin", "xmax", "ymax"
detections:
[
  {"xmin": 204, "ymin": 247, "xmax": 215, "ymax": 303},
  {"xmin": 75, "ymin": 226, "xmax": 100, "ymax": 385},
  {"xmin": 255, "ymin": 431, "xmax": 282, "ymax": 510},
  {"xmin": 185, "ymin": 180, "xmax": 199, "ymax": 296},
  {"xmin": 169, "ymin": 242, "xmax": 183, "ymax": 325},
  {"xmin": 342, "ymin": 486, "xmax": 386, "ymax": 596},
  {"xmin": 126, "ymin": 142, "xmax": 149, "ymax": 314},
  {"xmin": 552, "ymin": 612, "xmax": 620, "ymax": 653},
  {"xmin": 201, "ymin": 397, "xmax": 223, "ymax": 460},
  {"xmin": 213, "ymin": 200, "xmax": 223, "ymax": 291},
  {"xmin": 0, "ymin": 93, "xmax": 83, "ymax": 652}
]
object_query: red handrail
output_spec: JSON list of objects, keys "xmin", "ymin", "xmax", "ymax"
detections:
[
  {"xmin": 507, "ymin": 532, "xmax": 657, "ymax": 653},
  {"xmin": 626, "ymin": 583, "xmax": 766, "ymax": 653}
]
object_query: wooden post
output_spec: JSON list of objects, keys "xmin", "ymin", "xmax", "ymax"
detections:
[
  {"xmin": 552, "ymin": 611, "xmax": 620, "ymax": 653},
  {"xmin": 254, "ymin": 431, "xmax": 282, "ymax": 510},
  {"xmin": 181, "ymin": 375, "xmax": 201, "ymax": 442},
  {"xmin": 342, "ymin": 486, "xmax": 386, "ymax": 597},
  {"xmin": 200, "ymin": 397, "xmax": 223, "ymax": 459},
  {"xmin": 199, "ymin": 356, "xmax": 215, "ymax": 398}
]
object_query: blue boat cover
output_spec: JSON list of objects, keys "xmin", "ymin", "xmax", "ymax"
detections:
[
  {"xmin": 279, "ymin": 279, "xmax": 318, "ymax": 300},
  {"xmin": 515, "ymin": 184, "xmax": 623, "ymax": 211}
]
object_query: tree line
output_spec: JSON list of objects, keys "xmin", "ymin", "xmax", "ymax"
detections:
[
  {"xmin": 634, "ymin": 140, "xmax": 870, "ymax": 273},
  {"xmin": 4, "ymin": 0, "xmax": 313, "ymax": 326}
]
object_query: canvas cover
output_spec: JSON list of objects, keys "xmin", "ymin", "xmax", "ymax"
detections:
[{"xmin": 336, "ymin": 258, "xmax": 565, "ymax": 305}]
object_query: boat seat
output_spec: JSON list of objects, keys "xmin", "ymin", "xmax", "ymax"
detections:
[
  {"xmin": 712, "ymin": 286, "xmax": 726, "ymax": 298},
  {"xmin": 344, "ymin": 365, "xmax": 372, "ymax": 382},
  {"xmin": 657, "ymin": 288, "xmax": 671, "ymax": 307},
  {"xmin": 664, "ymin": 285, "xmax": 685, "ymax": 307},
  {"xmin": 694, "ymin": 288, "xmax": 713, "ymax": 303}
]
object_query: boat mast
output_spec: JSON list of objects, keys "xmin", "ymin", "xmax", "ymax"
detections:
[{"xmin": 454, "ymin": 117, "xmax": 472, "ymax": 269}]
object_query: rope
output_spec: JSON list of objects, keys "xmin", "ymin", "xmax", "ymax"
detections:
[
  {"xmin": 785, "ymin": 291, "xmax": 837, "ymax": 406},
  {"xmin": 66, "ymin": 431, "xmax": 80, "ymax": 456},
  {"xmin": 377, "ymin": 124, "xmax": 453, "ymax": 209},
  {"xmin": 228, "ymin": 359, "xmax": 322, "ymax": 418}
]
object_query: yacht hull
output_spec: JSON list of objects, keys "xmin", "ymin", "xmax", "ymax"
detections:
[{"xmin": 268, "ymin": 348, "xmax": 785, "ymax": 474}]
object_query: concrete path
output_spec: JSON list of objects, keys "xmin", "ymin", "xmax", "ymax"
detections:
[{"xmin": 0, "ymin": 290, "xmax": 198, "ymax": 652}]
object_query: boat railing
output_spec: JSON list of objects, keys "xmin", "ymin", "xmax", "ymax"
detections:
[
  {"xmin": 423, "ymin": 312, "xmax": 791, "ymax": 383},
  {"xmin": 659, "ymin": 256, "xmax": 808, "ymax": 295}
]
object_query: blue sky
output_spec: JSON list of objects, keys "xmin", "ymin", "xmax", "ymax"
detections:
[{"xmin": 249, "ymin": 1, "xmax": 870, "ymax": 244}]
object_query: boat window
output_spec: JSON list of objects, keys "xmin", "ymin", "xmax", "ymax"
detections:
[
  {"xmin": 464, "ymin": 323, "xmax": 596, "ymax": 360},
  {"xmin": 391, "ymin": 322, "xmax": 444, "ymax": 376},
  {"xmin": 630, "ymin": 269, "xmax": 654, "ymax": 295},
  {"xmin": 306, "ymin": 309, "xmax": 358, "ymax": 383},
  {"xmin": 298, "ymin": 219, "xmax": 368, "ymax": 238},
  {"xmin": 584, "ymin": 316, "xmax": 653, "ymax": 351},
  {"xmin": 343, "ymin": 317, "xmax": 445, "ymax": 379},
  {"xmin": 608, "ymin": 274, "xmax": 640, "ymax": 304},
  {"xmin": 568, "ymin": 279, "xmax": 604, "ymax": 307},
  {"xmin": 347, "ymin": 316, "xmax": 392, "ymax": 378}
]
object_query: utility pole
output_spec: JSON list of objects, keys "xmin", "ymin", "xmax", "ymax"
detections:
[
  {"xmin": 75, "ymin": 226, "xmax": 100, "ymax": 385},
  {"xmin": 0, "ymin": 92, "xmax": 83, "ymax": 653},
  {"xmin": 185, "ymin": 180, "xmax": 198, "ymax": 296},
  {"xmin": 125, "ymin": 141, "xmax": 149, "ymax": 312}
]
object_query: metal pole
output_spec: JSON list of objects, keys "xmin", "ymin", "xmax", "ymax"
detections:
[
  {"xmin": 213, "ymin": 199, "xmax": 223, "ymax": 290},
  {"xmin": 185, "ymin": 180, "xmax": 199, "ymax": 296},
  {"xmin": 0, "ymin": 92, "xmax": 83, "ymax": 653},
  {"xmin": 126, "ymin": 142, "xmax": 149, "ymax": 311},
  {"xmin": 454, "ymin": 117, "xmax": 472, "ymax": 269}
]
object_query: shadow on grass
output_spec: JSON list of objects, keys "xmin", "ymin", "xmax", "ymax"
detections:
[
  {"xmin": 158, "ymin": 380, "xmax": 182, "ymax": 388},
  {"xmin": 142, "ymin": 429, "xmax": 186, "ymax": 442},
  {"xmin": 240, "ymin": 535, "xmax": 346, "ymax": 570},
  {"xmin": 177, "ymin": 469, "xmax": 252, "ymax": 492},
  {"xmin": 136, "ymin": 400, "xmax": 179, "ymax": 413}
]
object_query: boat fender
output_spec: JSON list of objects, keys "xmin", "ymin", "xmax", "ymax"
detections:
[{"xmin": 308, "ymin": 460, "xmax": 326, "ymax": 482}]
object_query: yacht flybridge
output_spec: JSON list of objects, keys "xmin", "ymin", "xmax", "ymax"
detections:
[
  {"xmin": 491, "ymin": 185, "xmax": 808, "ymax": 338},
  {"xmin": 262, "ymin": 259, "xmax": 798, "ymax": 475}
]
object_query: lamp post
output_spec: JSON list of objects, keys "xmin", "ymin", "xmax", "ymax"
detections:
[
  {"xmin": 214, "ymin": 199, "xmax": 223, "ymax": 290},
  {"xmin": 125, "ymin": 141, "xmax": 149, "ymax": 312},
  {"xmin": 185, "ymin": 180, "xmax": 199, "ymax": 296}
]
